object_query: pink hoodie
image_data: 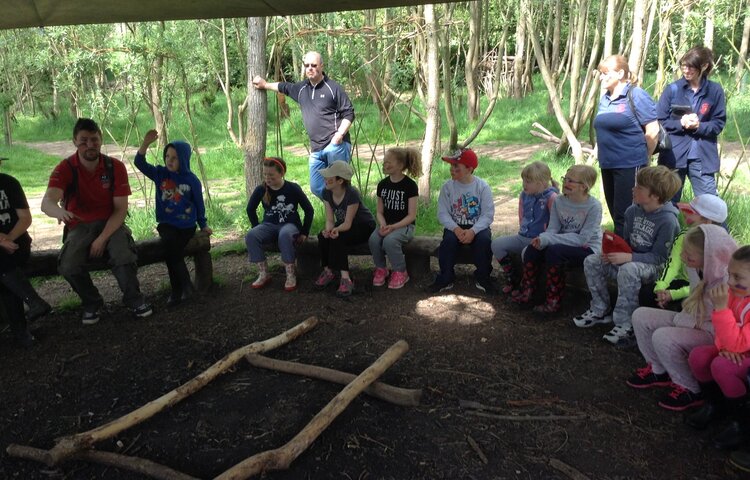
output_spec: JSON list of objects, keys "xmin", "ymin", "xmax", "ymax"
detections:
[{"xmin": 713, "ymin": 290, "xmax": 750, "ymax": 353}]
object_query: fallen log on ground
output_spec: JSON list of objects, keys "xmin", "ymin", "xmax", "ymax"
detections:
[
  {"xmin": 10, "ymin": 317, "xmax": 319, "ymax": 468},
  {"xmin": 244, "ymin": 353, "xmax": 422, "ymax": 406},
  {"xmin": 214, "ymin": 340, "xmax": 410, "ymax": 480},
  {"xmin": 7, "ymin": 444, "xmax": 199, "ymax": 480}
]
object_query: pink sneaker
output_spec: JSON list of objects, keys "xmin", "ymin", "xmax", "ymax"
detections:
[
  {"xmin": 372, "ymin": 267, "xmax": 389, "ymax": 286},
  {"xmin": 388, "ymin": 271, "xmax": 409, "ymax": 289},
  {"xmin": 337, "ymin": 278, "xmax": 354, "ymax": 297},
  {"xmin": 314, "ymin": 269, "xmax": 336, "ymax": 288}
]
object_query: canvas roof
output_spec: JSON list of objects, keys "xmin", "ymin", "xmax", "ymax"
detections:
[{"xmin": 2, "ymin": 0, "xmax": 451, "ymax": 29}]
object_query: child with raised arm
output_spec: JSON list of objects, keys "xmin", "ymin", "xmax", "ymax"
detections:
[
  {"xmin": 369, "ymin": 147, "xmax": 421, "ymax": 289},
  {"xmin": 639, "ymin": 194, "xmax": 728, "ymax": 311},
  {"xmin": 626, "ymin": 224, "xmax": 736, "ymax": 411},
  {"xmin": 429, "ymin": 148, "xmax": 495, "ymax": 294},
  {"xmin": 135, "ymin": 130, "xmax": 211, "ymax": 306},
  {"xmin": 245, "ymin": 157, "xmax": 314, "ymax": 292},
  {"xmin": 686, "ymin": 246, "xmax": 750, "ymax": 449},
  {"xmin": 491, "ymin": 161, "xmax": 558, "ymax": 295},
  {"xmin": 514, "ymin": 165, "xmax": 602, "ymax": 313},
  {"xmin": 315, "ymin": 161, "xmax": 376, "ymax": 297},
  {"xmin": 573, "ymin": 165, "xmax": 681, "ymax": 346}
]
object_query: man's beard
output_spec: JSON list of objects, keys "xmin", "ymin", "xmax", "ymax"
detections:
[{"xmin": 82, "ymin": 149, "xmax": 99, "ymax": 162}]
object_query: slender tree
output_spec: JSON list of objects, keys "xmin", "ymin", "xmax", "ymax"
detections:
[{"xmin": 245, "ymin": 17, "xmax": 267, "ymax": 196}]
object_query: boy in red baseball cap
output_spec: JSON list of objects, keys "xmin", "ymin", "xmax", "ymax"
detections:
[{"xmin": 428, "ymin": 148, "xmax": 496, "ymax": 294}]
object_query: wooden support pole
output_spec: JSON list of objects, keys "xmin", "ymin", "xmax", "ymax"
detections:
[
  {"xmin": 245, "ymin": 353, "xmax": 422, "ymax": 406},
  {"xmin": 40, "ymin": 317, "xmax": 319, "ymax": 467},
  {"xmin": 7, "ymin": 444, "xmax": 199, "ymax": 480},
  {"xmin": 214, "ymin": 340, "xmax": 410, "ymax": 480}
]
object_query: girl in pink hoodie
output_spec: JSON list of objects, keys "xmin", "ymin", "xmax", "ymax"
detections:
[
  {"xmin": 687, "ymin": 245, "xmax": 750, "ymax": 449},
  {"xmin": 627, "ymin": 224, "xmax": 737, "ymax": 411}
]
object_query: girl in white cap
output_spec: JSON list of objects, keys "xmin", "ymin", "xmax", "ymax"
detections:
[{"xmin": 315, "ymin": 161, "xmax": 376, "ymax": 297}]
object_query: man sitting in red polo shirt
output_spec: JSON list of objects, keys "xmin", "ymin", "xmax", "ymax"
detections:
[{"xmin": 41, "ymin": 118, "xmax": 152, "ymax": 325}]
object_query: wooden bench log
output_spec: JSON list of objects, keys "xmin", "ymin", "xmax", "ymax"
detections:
[
  {"xmin": 263, "ymin": 235, "xmax": 479, "ymax": 281},
  {"xmin": 22, "ymin": 231, "xmax": 213, "ymax": 292}
]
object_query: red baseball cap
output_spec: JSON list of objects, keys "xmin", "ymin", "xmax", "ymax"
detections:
[{"xmin": 442, "ymin": 148, "xmax": 478, "ymax": 170}]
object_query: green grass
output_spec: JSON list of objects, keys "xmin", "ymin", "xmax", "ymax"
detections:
[
  {"xmin": 0, "ymin": 145, "xmax": 62, "ymax": 196},
  {"xmin": 5, "ymin": 72, "xmax": 750, "ymax": 245}
]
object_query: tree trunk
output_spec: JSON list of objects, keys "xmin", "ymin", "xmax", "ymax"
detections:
[
  {"xmin": 245, "ymin": 17, "xmax": 267, "ymax": 197},
  {"xmin": 736, "ymin": 2, "xmax": 750, "ymax": 88},
  {"xmin": 419, "ymin": 4, "xmax": 440, "ymax": 203},
  {"xmin": 551, "ymin": 0, "xmax": 563, "ymax": 72},
  {"xmin": 639, "ymin": 0, "xmax": 658, "ymax": 82},
  {"xmin": 704, "ymin": 1, "xmax": 715, "ymax": 49},
  {"xmin": 655, "ymin": 0, "xmax": 673, "ymax": 95},
  {"xmin": 568, "ymin": 0, "xmax": 589, "ymax": 116},
  {"xmin": 465, "ymin": 0, "xmax": 481, "ymax": 121},
  {"xmin": 604, "ymin": 0, "xmax": 615, "ymax": 57},
  {"xmin": 525, "ymin": 2, "xmax": 584, "ymax": 163},
  {"xmin": 440, "ymin": 7, "xmax": 458, "ymax": 150},
  {"xmin": 629, "ymin": 0, "xmax": 645, "ymax": 77},
  {"xmin": 512, "ymin": 0, "xmax": 528, "ymax": 99}
]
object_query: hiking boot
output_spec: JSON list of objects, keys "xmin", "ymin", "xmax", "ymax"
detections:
[
  {"xmin": 626, "ymin": 364, "xmax": 672, "ymax": 389},
  {"xmin": 658, "ymin": 384, "xmax": 704, "ymax": 411},
  {"xmin": 573, "ymin": 309, "xmax": 612, "ymax": 328},
  {"xmin": 714, "ymin": 421, "xmax": 750, "ymax": 450},
  {"xmin": 251, "ymin": 272, "xmax": 271, "ymax": 289},
  {"xmin": 82, "ymin": 310, "xmax": 100, "ymax": 325},
  {"xmin": 686, "ymin": 402, "xmax": 725, "ymax": 430},
  {"xmin": 603, "ymin": 324, "xmax": 635, "ymax": 347},
  {"xmin": 315, "ymin": 269, "xmax": 336, "ymax": 288},
  {"xmin": 475, "ymin": 277, "xmax": 497, "ymax": 295},
  {"xmin": 132, "ymin": 303, "xmax": 153, "ymax": 318},
  {"xmin": 336, "ymin": 278, "xmax": 354, "ymax": 297},
  {"xmin": 427, "ymin": 280, "xmax": 453, "ymax": 293},
  {"xmin": 372, "ymin": 267, "xmax": 389, "ymax": 287},
  {"xmin": 388, "ymin": 271, "xmax": 409, "ymax": 290}
]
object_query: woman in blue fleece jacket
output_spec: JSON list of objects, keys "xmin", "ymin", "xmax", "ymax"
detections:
[
  {"xmin": 656, "ymin": 46, "xmax": 726, "ymax": 203},
  {"xmin": 135, "ymin": 129, "xmax": 212, "ymax": 306}
]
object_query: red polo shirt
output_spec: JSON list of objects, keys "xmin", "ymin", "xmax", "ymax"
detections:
[{"xmin": 48, "ymin": 153, "xmax": 131, "ymax": 229}]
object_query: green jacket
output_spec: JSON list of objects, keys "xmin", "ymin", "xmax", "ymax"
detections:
[{"xmin": 653, "ymin": 228, "xmax": 690, "ymax": 301}]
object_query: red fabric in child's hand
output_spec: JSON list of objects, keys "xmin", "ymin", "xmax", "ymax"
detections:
[{"xmin": 602, "ymin": 231, "xmax": 632, "ymax": 254}]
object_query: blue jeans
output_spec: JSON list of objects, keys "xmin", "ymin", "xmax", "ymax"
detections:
[
  {"xmin": 435, "ymin": 228, "xmax": 492, "ymax": 284},
  {"xmin": 245, "ymin": 223, "xmax": 300, "ymax": 264},
  {"xmin": 309, "ymin": 141, "xmax": 352, "ymax": 199},
  {"xmin": 672, "ymin": 157, "xmax": 718, "ymax": 203}
]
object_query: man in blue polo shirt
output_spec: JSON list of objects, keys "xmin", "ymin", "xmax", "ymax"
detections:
[{"xmin": 253, "ymin": 51, "xmax": 355, "ymax": 199}]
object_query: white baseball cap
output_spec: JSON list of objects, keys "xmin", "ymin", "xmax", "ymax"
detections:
[{"xmin": 677, "ymin": 194, "xmax": 728, "ymax": 224}]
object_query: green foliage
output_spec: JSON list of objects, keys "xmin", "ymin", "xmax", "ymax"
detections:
[{"xmin": 0, "ymin": 144, "xmax": 60, "ymax": 196}]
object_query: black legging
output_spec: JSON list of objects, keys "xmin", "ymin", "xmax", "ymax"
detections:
[{"xmin": 318, "ymin": 222, "xmax": 375, "ymax": 272}]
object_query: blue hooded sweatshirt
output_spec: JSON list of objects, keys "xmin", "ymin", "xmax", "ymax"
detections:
[{"xmin": 134, "ymin": 141, "xmax": 208, "ymax": 230}]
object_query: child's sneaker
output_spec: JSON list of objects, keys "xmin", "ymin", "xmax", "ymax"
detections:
[
  {"xmin": 372, "ymin": 267, "xmax": 389, "ymax": 287},
  {"xmin": 132, "ymin": 303, "xmax": 153, "ymax": 318},
  {"xmin": 81, "ymin": 310, "xmax": 100, "ymax": 325},
  {"xmin": 314, "ymin": 269, "xmax": 336, "ymax": 288},
  {"xmin": 602, "ymin": 324, "xmax": 635, "ymax": 346},
  {"xmin": 388, "ymin": 271, "xmax": 409, "ymax": 289},
  {"xmin": 626, "ymin": 364, "xmax": 672, "ymax": 389},
  {"xmin": 572, "ymin": 309, "xmax": 612, "ymax": 328},
  {"xmin": 475, "ymin": 277, "xmax": 498, "ymax": 295},
  {"xmin": 427, "ymin": 280, "xmax": 453, "ymax": 293},
  {"xmin": 336, "ymin": 278, "xmax": 354, "ymax": 297},
  {"xmin": 658, "ymin": 384, "xmax": 704, "ymax": 411}
]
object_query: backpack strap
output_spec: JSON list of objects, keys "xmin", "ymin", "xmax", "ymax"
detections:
[
  {"xmin": 625, "ymin": 86, "xmax": 644, "ymax": 130},
  {"xmin": 62, "ymin": 154, "xmax": 116, "ymax": 207}
]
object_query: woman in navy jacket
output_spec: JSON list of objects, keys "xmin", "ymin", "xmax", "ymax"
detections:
[{"xmin": 656, "ymin": 46, "xmax": 726, "ymax": 203}]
